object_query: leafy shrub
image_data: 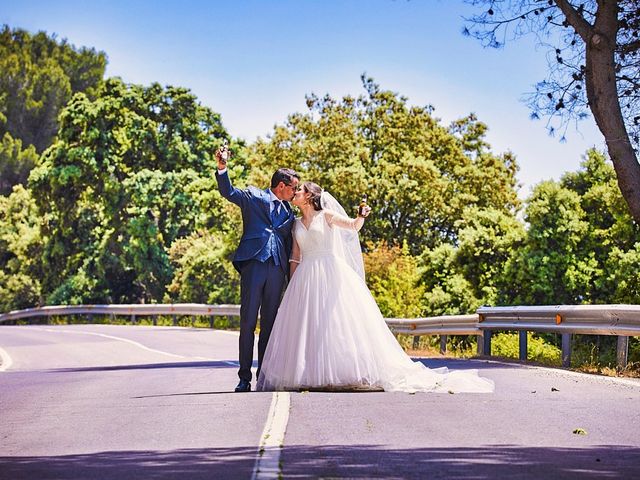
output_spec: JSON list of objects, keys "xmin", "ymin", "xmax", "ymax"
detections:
[
  {"xmin": 166, "ymin": 229, "xmax": 240, "ymax": 305},
  {"xmin": 490, "ymin": 332, "xmax": 561, "ymax": 365},
  {"xmin": 363, "ymin": 241, "xmax": 424, "ymax": 318}
]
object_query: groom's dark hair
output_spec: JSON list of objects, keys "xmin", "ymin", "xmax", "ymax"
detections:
[{"xmin": 271, "ymin": 168, "xmax": 300, "ymax": 188}]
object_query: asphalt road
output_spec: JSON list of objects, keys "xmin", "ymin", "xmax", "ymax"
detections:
[{"xmin": 1, "ymin": 324, "xmax": 639, "ymax": 479}]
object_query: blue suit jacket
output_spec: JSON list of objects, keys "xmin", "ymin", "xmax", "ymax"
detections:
[{"xmin": 216, "ymin": 170, "xmax": 295, "ymax": 274}]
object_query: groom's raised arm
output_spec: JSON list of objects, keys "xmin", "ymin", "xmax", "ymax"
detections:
[{"xmin": 214, "ymin": 151, "xmax": 250, "ymax": 207}]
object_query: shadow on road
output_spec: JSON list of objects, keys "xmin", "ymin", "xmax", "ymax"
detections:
[
  {"xmin": 416, "ymin": 357, "xmax": 525, "ymax": 371},
  {"xmin": 1, "ymin": 444, "xmax": 638, "ymax": 479},
  {"xmin": 44, "ymin": 360, "xmax": 240, "ymax": 373},
  {"xmin": 132, "ymin": 391, "xmax": 238, "ymax": 398},
  {"xmin": 45, "ymin": 358, "xmax": 513, "ymax": 374},
  {"xmin": 283, "ymin": 444, "xmax": 640, "ymax": 479}
]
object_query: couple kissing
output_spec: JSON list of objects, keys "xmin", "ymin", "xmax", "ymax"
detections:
[{"xmin": 214, "ymin": 144, "xmax": 493, "ymax": 394}]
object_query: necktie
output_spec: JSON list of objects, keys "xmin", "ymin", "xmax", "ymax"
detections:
[{"xmin": 272, "ymin": 199, "xmax": 282, "ymax": 221}]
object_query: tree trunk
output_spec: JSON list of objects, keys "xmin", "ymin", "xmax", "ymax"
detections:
[{"xmin": 584, "ymin": 2, "xmax": 640, "ymax": 223}]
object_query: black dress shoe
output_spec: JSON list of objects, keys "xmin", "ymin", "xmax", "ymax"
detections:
[{"xmin": 235, "ymin": 380, "xmax": 251, "ymax": 392}]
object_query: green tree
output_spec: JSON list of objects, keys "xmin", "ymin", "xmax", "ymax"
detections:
[
  {"xmin": 249, "ymin": 76, "xmax": 520, "ymax": 254},
  {"xmin": 415, "ymin": 151, "xmax": 635, "ymax": 314},
  {"xmin": 560, "ymin": 149, "xmax": 639, "ymax": 302},
  {"xmin": 417, "ymin": 206, "xmax": 526, "ymax": 316},
  {"xmin": 505, "ymin": 180, "xmax": 596, "ymax": 305},
  {"xmin": 499, "ymin": 150, "xmax": 638, "ymax": 305},
  {"xmin": 0, "ymin": 133, "xmax": 38, "ymax": 196},
  {"xmin": 0, "ymin": 26, "xmax": 107, "ymax": 153},
  {"xmin": 29, "ymin": 78, "xmax": 230, "ymax": 304},
  {"xmin": 0, "ymin": 185, "xmax": 43, "ymax": 311},
  {"xmin": 606, "ymin": 244, "xmax": 640, "ymax": 304},
  {"xmin": 455, "ymin": 207, "xmax": 526, "ymax": 305},
  {"xmin": 420, "ymin": 242, "xmax": 481, "ymax": 316}
]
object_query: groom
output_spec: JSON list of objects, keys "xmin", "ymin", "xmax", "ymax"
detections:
[{"xmin": 215, "ymin": 147, "xmax": 299, "ymax": 392}]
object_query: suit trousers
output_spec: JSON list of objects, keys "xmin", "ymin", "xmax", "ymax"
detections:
[{"xmin": 238, "ymin": 258, "xmax": 286, "ymax": 382}]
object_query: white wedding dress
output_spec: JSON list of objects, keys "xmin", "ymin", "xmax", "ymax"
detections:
[{"xmin": 256, "ymin": 208, "xmax": 494, "ymax": 393}]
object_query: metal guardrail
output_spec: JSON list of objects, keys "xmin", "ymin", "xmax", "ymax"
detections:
[
  {"xmin": 0, "ymin": 304, "xmax": 240, "ymax": 324},
  {"xmin": 1, "ymin": 303, "xmax": 638, "ymax": 369},
  {"xmin": 386, "ymin": 314, "xmax": 482, "ymax": 356},
  {"xmin": 477, "ymin": 305, "xmax": 640, "ymax": 336},
  {"xmin": 476, "ymin": 305, "xmax": 640, "ymax": 369},
  {"xmin": 385, "ymin": 314, "xmax": 480, "ymax": 336}
]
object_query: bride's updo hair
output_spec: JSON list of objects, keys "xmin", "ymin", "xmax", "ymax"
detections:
[{"xmin": 303, "ymin": 182, "xmax": 323, "ymax": 211}]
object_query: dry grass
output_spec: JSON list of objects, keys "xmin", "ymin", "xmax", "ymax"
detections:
[{"xmin": 574, "ymin": 363, "xmax": 640, "ymax": 378}]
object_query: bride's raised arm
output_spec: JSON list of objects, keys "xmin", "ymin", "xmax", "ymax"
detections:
[{"xmin": 324, "ymin": 209, "xmax": 368, "ymax": 232}]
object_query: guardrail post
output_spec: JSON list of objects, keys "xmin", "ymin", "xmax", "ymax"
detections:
[
  {"xmin": 131, "ymin": 314, "xmax": 136, "ymax": 324},
  {"xmin": 440, "ymin": 335, "xmax": 447, "ymax": 354},
  {"xmin": 152, "ymin": 315, "xmax": 157, "ymax": 326},
  {"xmin": 519, "ymin": 331, "xmax": 528, "ymax": 361},
  {"xmin": 617, "ymin": 336, "xmax": 629, "ymax": 371},
  {"xmin": 172, "ymin": 315, "xmax": 177, "ymax": 326},
  {"xmin": 87, "ymin": 313, "xmax": 93, "ymax": 324},
  {"xmin": 482, "ymin": 330, "xmax": 492, "ymax": 356},
  {"xmin": 561, "ymin": 333, "xmax": 572, "ymax": 368},
  {"xmin": 210, "ymin": 315, "xmax": 214, "ymax": 329},
  {"xmin": 476, "ymin": 334, "xmax": 484, "ymax": 355},
  {"xmin": 412, "ymin": 335, "xmax": 420, "ymax": 350}
]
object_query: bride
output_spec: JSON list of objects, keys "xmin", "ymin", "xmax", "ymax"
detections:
[{"xmin": 256, "ymin": 182, "xmax": 494, "ymax": 393}]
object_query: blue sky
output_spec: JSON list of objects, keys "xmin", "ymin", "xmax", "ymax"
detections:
[{"xmin": 1, "ymin": 0, "xmax": 605, "ymax": 198}]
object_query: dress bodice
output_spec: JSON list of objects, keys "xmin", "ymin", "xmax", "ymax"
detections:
[{"xmin": 294, "ymin": 211, "xmax": 334, "ymax": 257}]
